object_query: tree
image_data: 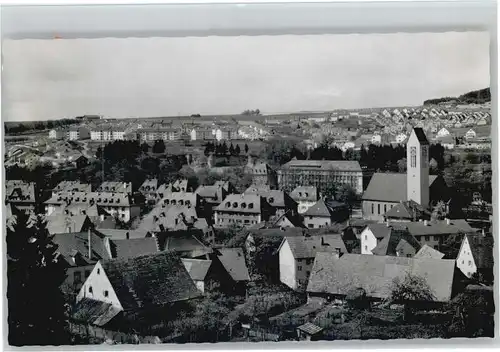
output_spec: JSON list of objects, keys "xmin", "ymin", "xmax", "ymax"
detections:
[
  {"xmin": 234, "ymin": 144, "xmax": 241, "ymax": 156},
  {"xmin": 152, "ymin": 139, "xmax": 166, "ymax": 154},
  {"xmin": 390, "ymin": 274, "xmax": 435, "ymax": 322},
  {"xmin": 335, "ymin": 184, "xmax": 358, "ymax": 211},
  {"xmin": 7, "ymin": 213, "xmax": 70, "ymax": 346},
  {"xmin": 140, "ymin": 142, "xmax": 149, "ymax": 153},
  {"xmin": 431, "ymin": 200, "xmax": 448, "ymax": 221},
  {"xmin": 397, "ymin": 158, "xmax": 407, "ymax": 173},
  {"xmin": 244, "ymin": 143, "xmax": 249, "ymax": 154},
  {"xmin": 229, "ymin": 143, "xmax": 235, "ymax": 156}
]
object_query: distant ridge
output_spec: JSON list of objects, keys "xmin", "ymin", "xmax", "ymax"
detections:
[{"xmin": 423, "ymin": 87, "xmax": 490, "ymax": 106}]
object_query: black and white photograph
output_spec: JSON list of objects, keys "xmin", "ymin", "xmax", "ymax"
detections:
[{"xmin": 1, "ymin": 2, "xmax": 496, "ymax": 347}]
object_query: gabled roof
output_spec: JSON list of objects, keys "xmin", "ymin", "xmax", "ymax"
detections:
[
  {"xmin": 467, "ymin": 235, "xmax": 494, "ymax": 269},
  {"xmin": 371, "ymin": 230, "xmax": 421, "ymax": 256},
  {"xmin": 282, "ymin": 234, "xmax": 347, "ymax": 259},
  {"xmin": 71, "ymin": 298, "xmax": 121, "ymax": 327},
  {"xmin": 110, "ymin": 238, "xmax": 159, "ymax": 259},
  {"xmin": 394, "ymin": 219, "xmax": 475, "ymax": 237},
  {"xmin": 45, "ymin": 214, "xmax": 90, "ymax": 235},
  {"xmin": 383, "ymin": 200, "xmax": 430, "ymax": 220},
  {"xmin": 159, "ymin": 231, "xmax": 212, "ymax": 256},
  {"xmin": 6, "ymin": 180, "xmax": 36, "ymax": 203},
  {"xmin": 414, "ymin": 244, "xmax": 445, "ymax": 259},
  {"xmin": 303, "ymin": 199, "xmax": 336, "ymax": 217},
  {"xmin": 362, "ymin": 173, "xmax": 439, "ymax": 202},
  {"xmin": 307, "ymin": 253, "xmax": 457, "ymax": 302},
  {"xmin": 181, "ymin": 258, "xmax": 212, "ymax": 281},
  {"xmin": 244, "ymin": 187, "xmax": 294, "ymax": 209},
  {"xmin": 216, "ymin": 194, "xmax": 265, "ymax": 214},
  {"xmin": 97, "ymin": 228, "xmax": 149, "ymax": 240},
  {"xmin": 411, "ymin": 128, "xmax": 430, "ymax": 145},
  {"xmin": 280, "ymin": 160, "xmax": 362, "ymax": 172},
  {"xmin": 101, "ymin": 251, "xmax": 202, "ymax": 311},
  {"xmin": 363, "ymin": 223, "xmax": 392, "ymax": 239},
  {"xmin": 52, "ymin": 231, "xmax": 111, "ymax": 267},
  {"xmin": 97, "ymin": 182, "xmax": 132, "ymax": 194},
  {"xmin": 215, "ymin": 248, "xmax": 250, "ymax": 282},
  {"xmin": 290, "ymin": 186, "xmax": 318, "ymax": 202}
]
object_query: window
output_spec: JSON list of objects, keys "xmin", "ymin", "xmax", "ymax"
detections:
[
  {"xmin": 308, "ymin": 224, "xmax": 313, "ymax": 228},
  {"xmin": 433, "ymin": 236, "xmax": 439, "ymax": 241},
  {"xmin": 468, "ymin": 260, "xmax": 472, "ymax": 266},
  {"xmin": 97, "ymin": 268, "xmax": 100, "ymax": 275},
  {"xmin": 364, "ymin": 245, "xmax": 368, "ymax": 251},
  {"xmin": 306, "ymin": 271, "xmax": 310, "ymax": 276},
  {"xmin": 377, "ymin": 204, "xmax": 380, "ymax": 215},
  {"xmin": 244, "ymin": 219, "xmax": 249, "ymax": 224},
  {"xmin": 104, "ymin": 290, "xmax": 109, "ymax": 297},
  {"xmin": 406, "ymin": 254, "xmax": 411, "ymax": 258},
  {"xmin": 410, "ymin": 146, "xmax": 417, "ymax": 168},
  {"xmin": 462, "ymin": 260, "xmax": 465, "ymax": 264},
  {"xmin": 298, "ymin": 266, "xmax": 302, "ymax": 271},
  {"xmin": 371, "ymin": 204, "xmax": 374, "ymax": 214},
  {"xmin": 74, "ymin": 271, "xmax": 82, "ymax": 283},
  {"xmin": 365, "ymin": 235, "xmax": 368, "ymax": 240},
  {"xmin": 424, "ymin": 236, "xmax": 430, "ymax": 241},
  {"xmin": 89, "ymin": 286, "xmax": 93, "ymax": 294}
]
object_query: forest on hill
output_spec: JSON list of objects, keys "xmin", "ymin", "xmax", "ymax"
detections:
[{"xmin": 424, "ymin": 88, "xmax": 490, "ymax": 106}]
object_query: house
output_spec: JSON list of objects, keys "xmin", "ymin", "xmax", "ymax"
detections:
[
  {"xmin": 437, "ymin": 135, "xmax": 456, "ymax": 149},
  {"xmin": 109, "ymin": 238, "xmax": 159, "ymax": 259},
  {"xmin": 181, "ymin": 259, "xmax": 229, "ymax": 294},
  {"xmin": 465, "ymin": 128, "xmax": 477, "ymax": 140},
  {"xmin": 244, "ymin": 186, "xmax": 298, "ymax": 217},
  {"xmin": 48, "ymin": 129, "xmax": 66, "ymax": 140},
  {"xmin": 296, "ymin": 323, "xmax": 324, "ymax": 341},
  {"xmin": 278, "ymin": 234, "xmax": 347, "ymax": 291},
  {"xmin": 97, "ymin": 182, "xmax": 132, "ymax": 194},
  {"xmin": 45, "ymin": 214, "xmax": 94, "ymax": 235},
  {"xmin": 214, "ymin": 194, "xmax": 273, "ymax": 228},
  {"xmin": 395, "ymin": 133, "xmax": 407, "ymax": 143},
  {"xmin": 436, "ymin": 127, "xmax": 450, "ymax": 138},
  {"xmin": 156, "ymin": 231, "xmax": 213, "ymax": 259},
  {"xmin": 360, "ymin": 223, "xmax": 392, "ymax": 254},
  {"xmin": 73, "ymin": 155, "xmax": 89, "ymax": 168},
  {"xmin": 68, "ymin": 125, "xmax": 91, "ymax": 140},
  {"xmin": 383, "ymin": 200, "xmax": 431, "ymax": 222},
  {"xmin": 307, "ymin": 253, "xmax": 461, "ymax": 303},
  {"xmin": 44, "ymin": 191, "xmax": 140, "ymax": 222},
  {"xmin": 194, "ymin": 181, "xmax": 235, "ymax": 211},
  {"xmin": 302, "ymin": 199, "xmax": 349, "ymax": 229},
  {"xmin": 370, "ymin": 229, "xmax": 421, "ymax": 258},
  {"xmin": 5, "ymin": 180, "xmax": 37, "ymax": 213},
  {"xmin": 414, "ymin": 244, "xmax": 445, "ymax": 259},
  {"xmin": 245, "ymin": 156, "xmax": 278, "ymax": 189},
  {"xmin": 189, "ymin": 128, "xmax": 214, "ymax": 141},
  {"xmin": 139, "ymin": 179, "xmax": 159, "ymax": 203},
  {"xmin": 90, "ymin": 125, "xmax": 113, "ymax": 141},
  {"xmin": 74, "ymin": 252, "xmax": 202, "ymax": 327},
  {"xmin": 210, "ymin": 247, "xmax": 251, "ymax": 295},
  {"xmin": 290, "ymin": 186, "xmax": 319, "ymax": 214},
  {"xmin": 371, "ymin": 134, "xmax": 382, "ymax": 144},
  {"xmin": 53, "ymin": 230, "xmax": 112, "ymax": 295}
]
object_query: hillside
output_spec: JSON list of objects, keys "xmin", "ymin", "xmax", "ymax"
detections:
[{"xmin": 424, "ymin": 88, "xmax": 490, "ymax": 106}]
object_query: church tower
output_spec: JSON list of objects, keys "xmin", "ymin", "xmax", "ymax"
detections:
[{"xmin": 406, "ymin": 128, "xmax": 430, "ymax": 207}]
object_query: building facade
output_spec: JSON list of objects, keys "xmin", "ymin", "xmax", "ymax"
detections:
[{"xmin": 277, "ymin": 160, "xmax": 363, "ymax": 194}]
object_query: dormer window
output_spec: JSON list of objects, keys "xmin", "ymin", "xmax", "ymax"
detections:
[
  {"xmin": 171, "ymin": 200, "xmax": 177, "ymax": 205},
  {"xmin": 225, "ymin": 202, "xmax": 230, "ymax": 208},
  {"xmin": 241, "ymin": 202, "xmax": 247, "ymax": 209},
  {"xmin": 186, "ymin": 200, "xmax": 191, "ymax": 206},
  {"xmin": 233, "ymin": 202, "xmax": 238, "ymax": 208},
  {"xmin": 248, "ymin": 203, "xmax": 254, "ymax": 209},
  {"xmin": 268, "ymin": 197, "xmax": 274, "ymax": 203},
  {"xmin": 179, "ymin": 200, "xmax": 184, "ymax": 205}
]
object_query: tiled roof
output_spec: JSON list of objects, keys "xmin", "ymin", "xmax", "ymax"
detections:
[
  {"xmin": 45, "ymin": 191, "xmax": 133, "ymax": 207},
  {"xmin": 297, "ymin": 322, "xmax": 323, "ymax": 335},
  {"xmin": 280, "ymin": 160, "xmax": 362, "ymax": 172},
  {"xmin": 371, "ymin": 230, "xmax": 421, "ymax": 256},
  {"xmin": 53, "ymin": 181, "xmax": 92, "ymax": 194},
  {"xmin": 383, "ymin": 200, "xmax": 431, "ymax": 220},
  {"xmin": 139, "ymin": 179, "xmax": 158, "ymax": 192},
  {"xmin": 96, "ymin": 229, "xmax": 149, "ymax": 240},
  {"xmin": 244, "ymin": 188, "xmax": 293, "ymax": 209},
  {"xmin": 181, "ymin": 258, "xmax": 212, "ymax": 281},
  {"xmin": 467, "ymin": 235, "xmax": 494, "ymax": 269},
  {"xmin": 412, "ymin": 128, "xmax": 430, "ymax": 145},
  {"xmin": 307, "ymin": 253, "xmax": 457, "ymax": 302},
  {"xmin": 303, "ymin": 199, "xmax": 346, "ymax": 217},
  {"xmin": 394, "ymin": 219, "xmax": 475, "ymax": 237},
  {"xmin": 71, "ymin": 298, "xmax": 121, "ymax": 326},
  {"xmin": 110, "ymin": 238, "xmax": 159, "ymax": 259},
  {"xmin": 102, "ymin": 252, "xmax": 202, "ymax": 311},
  {"xmin": 6, "ymin": 180, "xmax": 36, "ymax": 203},
  {"xmin": 362, "ymin": 173, "xmax": 439, "ymax": 202},
  {"xmin": 52, "ymin": 231, "xmax": 111, "ymax": 267},
  {"xmin": 45, "ymin": 214, "xmax": 90, "ymax": 234},
  {"xmin": 158, "ymin": 231, "xmax": 211, "ymax": 256},
  {"xmin": 414, "ymin": 244, "xmax": 445, "ymax": 259},
  {"xmin": 283, "ymin": 234, "xmax": 347, "ymax": 259},
  {"xmin": 216, "ymin": 194, "xmax": 265, "ymax": 214},
  {"xmin": 97, "ymin": 182, "xmax": 132, "ymax": 194},
  {"xmin": 290, "ymin": 186, "xmax": 319, "ymax": 202},
  {"xmin": 215, "ymin": 248, "xmax": 250, "ymax": 282}
]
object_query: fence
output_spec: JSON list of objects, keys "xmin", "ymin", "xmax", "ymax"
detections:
[{"xmin": 69, "ymin": 322, "xmax": 161, "ymax": 345}]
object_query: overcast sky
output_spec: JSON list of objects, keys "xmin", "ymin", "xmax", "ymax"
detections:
[{"xmin": 2, "ymin": 31, "xmax": 490, "ymax": 121}]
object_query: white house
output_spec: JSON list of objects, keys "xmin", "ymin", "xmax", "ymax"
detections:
[
  {"xmin": 278, "ymin": 235, "xmax": 347, "ymax": 291},
  {"xmin": 49, "ymin": 129, "xmax": 65, "ymax": 140},
  {"xmin": 436, "ymin": 127, "xmax": 450, "ymax": 138},
  {"xmin": 360, "ymin": 223, "xmax": 391, "ymax": 254},
  {"xmin": 289, "ymin": 186, "xmax": 319, "ymax": 214},
  {"xmin": 465, "ymin": 129, "xmax": 477, "ymax": 140},
  {"xmin": 68, "ymin": 126, "xmax": 91, "ymax": 140},
  {"xmin": 456, "ymin": 235, "xmax": 477, "ymax": 278}
]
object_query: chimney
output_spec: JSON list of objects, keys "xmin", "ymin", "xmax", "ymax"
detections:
[
  {"xmin": 424, "ymin": 220, "xmax": 428, "ymax": 226},
  {"xmin": 386, "ymin": 219, "xmax": 390, "ymax": 227},
  {"xmin": 446, "ymin": 218, "xmax": 451, "ymax": 225},
  {"xmin": 88, "ymin": 228, "xmax": 92, "ymax": 260},
  {"xmin": 100, "ymin": 214, "xmax": 104, "ymax": 222},
  {"xmin": 481, "ymin": 228, "xmax": 486, "ymax": 237}
]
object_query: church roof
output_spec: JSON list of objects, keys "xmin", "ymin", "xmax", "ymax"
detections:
[
  {"xmin": 412, "ymin": 128, "xmax": 430, "ymax": 145},
  {"xmin": 362, "ymin": 173, "xmax": 438, "ymax": 202}
]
